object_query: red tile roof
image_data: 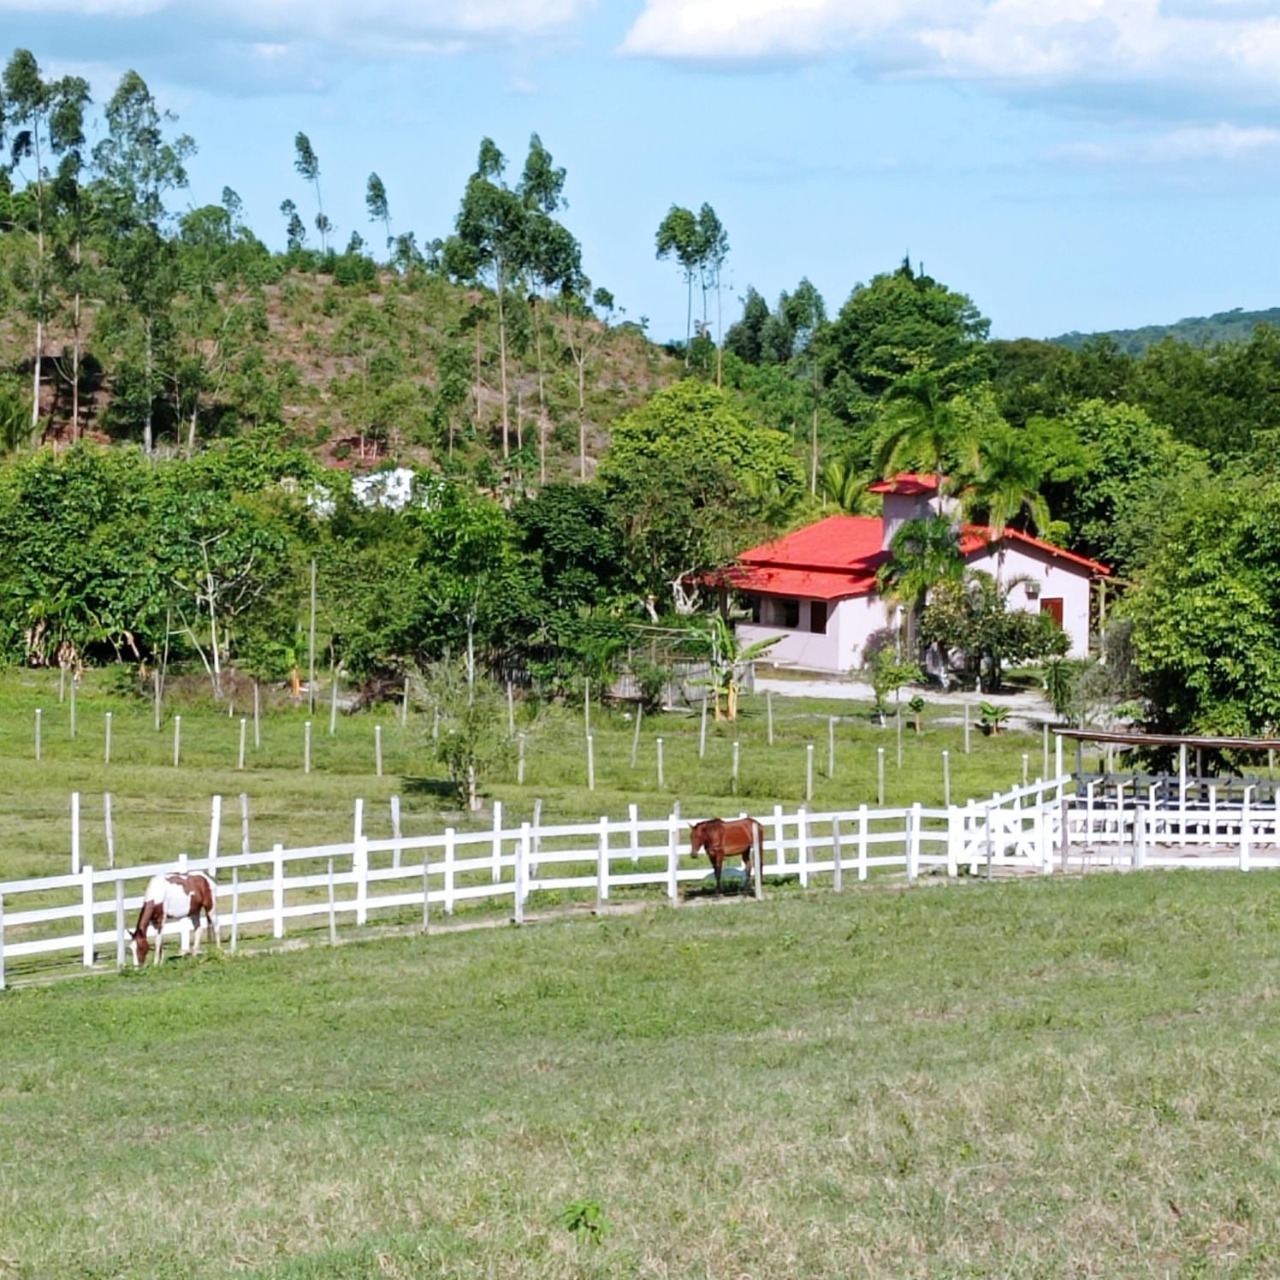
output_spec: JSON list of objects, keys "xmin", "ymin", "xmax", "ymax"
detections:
[
  {"xmin": 866, "ymin": 473, "xmax": 940, "ymax": 496},
  {"xmin": 725, "ymin": 514, "xmax": 887, "ymax": 601},
  {"xmin": 714, "ymin": 486, "xmax": 1110, "ymax": 602},
  {"xmin": 957, "ymin": 525, "xmax": 1111, "ymax": 576}
]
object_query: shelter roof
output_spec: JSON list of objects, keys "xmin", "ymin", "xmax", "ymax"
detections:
[
  {"xmin": 958, "ymin": 525, "xmax": 1111, "ymax": 576},
  {"xmin": 1057, "ymin": 729, "xmax": 1280, "ymax": 750},
  {"xmin": 867, "ymin": 473, "xmax": 939, "ymax": 496}
]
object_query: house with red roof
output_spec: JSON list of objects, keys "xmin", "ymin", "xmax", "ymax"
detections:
[{"xmin": 720, "ymin": 474, "xmax": 1108, "ymax": 675}]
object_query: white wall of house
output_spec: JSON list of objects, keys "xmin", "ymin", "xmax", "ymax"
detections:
[
  {"xmin": 736, "ymin": 594, "xmax": 888, "ymax": 674},
  {"xmin": 965, "ymin": 543, "xmax": 1093, "ymax": 657}
]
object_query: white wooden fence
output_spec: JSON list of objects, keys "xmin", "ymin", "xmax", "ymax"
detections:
[{"xmin": 0, "ymin": 777, "xmax": 1080, "ymax": 988}]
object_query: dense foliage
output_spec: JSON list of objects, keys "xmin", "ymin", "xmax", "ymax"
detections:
[{"xmin": 4, "ymin": 44, "xmax": 1280, "ymax": 733}]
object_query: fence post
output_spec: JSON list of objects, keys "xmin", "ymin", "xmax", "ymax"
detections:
[
  {"xmin": 828, "ymin": 717, "xmax": 836, "ymax": 778},
  {"xmin": 272, "ymin": 843, "xmax": 285, "ymax": 939},
  {"xmin": 0, "ymin": 892, "xmax": 5, "ymax": 991},
  {"xmin": 304, "ymin": 721, "xmax": 312, "ymax": 774},
  {"xmin": 766, "ymin": 689, "xmax": 774, "ymax": 745},
  {"xmin": 877, "ymin": 747, "xmax": 885, "ymax": 805},
  {"xmin": 1134, "ymin": 806, "xmax": 1146, "ymax": 870},
  {"xmin": 207, "ymin": 795, "xmax": 222, "ymax": 877},
  {"xmin": 629, "ymin": 802, "xmax": 640, "ymax": 865},
  {"xmin": 328, "ymin": 859, "xmax": 337, "ymax": 945},
  {"xmin": 515, "ymin": 823, "xmax": 530, "ymax": 924},
  {"xmin": 491, "ymin": 801, "xmax": 503, "ymax": 884},
  {"xmin": 797, "ymin": 807, "xmax": 810, "ymax": 888},
  {"xmin": 907, "ymin": 803, "xmax": 920, "ymax": 882},
  {"xmin": 71, "ymin": 791, "xmax": 81, "ymax": 874},
  {"xmin": 586, "ymin": 734, "xmax": 595, "ymax": 792},
  {"xmin": 1039, "ymin": 800, "xmax": 1053, "ymax": 875},
  {"xmin": 597, "ymin": 816, "xmax": 610, "ymax": 911},
  {"xmin": 699, "ymin": 696, "xmax": 708, "ymax": 759},
  {"xmin": 657, "ymin": 737, "xmax": 664, "ymax": 790},
  {"xmin": 230, "ymin": 866, "xmax": 239, "ymax": 953},
  {"xmin": 375, "ymin": 725, "xmax": 383, "ymax": 778},
  {"xmin": 115, "ymin": 879, "xmax": 126, "ymax": 969},
  {"xmin": 105, "ymin": 711, "xmax": 113, "ymax": 765},
  {"xmin": 81, "ymin": 865, "xmax": 95, "ymax": 967},
  {"xmin": 173, "ymin": 715, "xmax": 182, "ymax": 768},
  {"xmin": 946, "ymin": 806, "xmax": 960, "ymax": 878},
  {"xmin": 806, "ymin": 744, "xmax": 814, "ymax": 803},
  {"xmin": 354, "ymin": 832, "xmax": 369, "ymax": 927},
  {"xmin": 1241, "ymin": 785, "xmax": 1253, "ymax": 872},
  {"xmin": 391, "ymin": 795, "xmax": 402, "ymax": 871},
  {"xmin": 422, "ymin": 846, "xmax": 431, "ymax": 932},
  {"xmin": 1060, "ymin": 796, "xmax": 1070, "ymax": 873},
  {"xmin": 34, "ymin": 707, "xmax": 41, "ymax": 761},
  {"xmin": 772, "ymin": 805, "xmax": 786, "ymax": 877},
  {"xmin": 667, "ymin": 812, "xmax": 680, "ymax": 904},
  {"xmin": 858, "ymin": 804, "xmax": 869, "ymax": 881},
  {"xmin": 984, "ymin": 803, "xmax": 995, "ymax": 880},
  {"xmin": 444, "ymin": 827, "xmax": 456, "ymax": 916},
  {"xmin": 832, "ymin": 816, "xmax": 843, "ymax": 892},
  {"xmin": 1055, "ymin": 733, "xmax": 1063, "ymax": 778}
]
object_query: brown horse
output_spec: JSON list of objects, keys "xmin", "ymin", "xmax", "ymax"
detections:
[
  {"xmin": 689, "ymin": 817, "xmax": 763, "ymax": 896},
  {"xmin": 128, "ymin": 871, "xmax": 219, "ymax": 967}
]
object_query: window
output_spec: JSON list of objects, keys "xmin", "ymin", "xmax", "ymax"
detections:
[
  {"xmin": 809, "ymin": 601, "xmax": 828, "ymax": 634},
  {"xmin": 1040, "ymin": 598, "xmax": 1064, "ymax": 629}
]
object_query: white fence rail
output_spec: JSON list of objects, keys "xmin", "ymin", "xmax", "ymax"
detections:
[{"xmin": 0, "ymin": 777, "xmax": 1079, "ymax": 988}]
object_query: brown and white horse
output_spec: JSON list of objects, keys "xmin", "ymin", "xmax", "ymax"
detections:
[
  {"xmin": 689, "ymin": 817, "xmax": 763, "ymax": 896},
  {"xmin": 128, "ymin": 872, "xmax": 219, "ymax": 967}
]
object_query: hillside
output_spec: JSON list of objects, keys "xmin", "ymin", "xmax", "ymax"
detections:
[
  {"xmin": 1049, "ymin": 305, "xmax": 1280, "ymax": 355},
  {"xmin": 0, "ymin": 257, "xmax": 682, "ymax": 481}
]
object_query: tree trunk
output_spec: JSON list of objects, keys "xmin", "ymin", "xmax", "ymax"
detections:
[
  {"xmin": 495, "ymin": 263, "xmax": 510, "ymax": 459},
  {"xmin": 144, "ymin": 317, "xmax": 154, "ymax": 456}
]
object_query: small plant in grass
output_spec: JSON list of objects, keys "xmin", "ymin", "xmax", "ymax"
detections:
[
  {"xmin": 868, "ymin": 648, "xmax": 921, "ymax": 726},
  {"xmin": 560, "ymin": 1199, "xmax": 611, "ymax": 1245},
  {"xmin": 980, "ymin": 701, "xmax": 1009, "ymax": 736},
  {"xmin": 908, "ymin": 694, "xmax": 925, "ymax": 733}
]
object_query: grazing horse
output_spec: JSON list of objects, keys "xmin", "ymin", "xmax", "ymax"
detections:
[
  {"xmin": 128, "ymin": 872, "xmax": 218, "ymax": 967},
  {"xmin": 689, "ymin": 817, "xmax": 762, "ymax": 896}
]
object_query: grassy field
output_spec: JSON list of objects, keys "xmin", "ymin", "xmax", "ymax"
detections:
[
  {"xmin": 0, "ymin": 668, "xmax": 1052, "ymax": 883},
  {"xmin": 1, "ymin": 871, "xmax": 1278, "ymax": 1278}
]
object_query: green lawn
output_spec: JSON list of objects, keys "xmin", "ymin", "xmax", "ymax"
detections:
[
  {"xmin": 0, "ymin": 668, "xmax": 1052, "ymax": 884},
  {"xmin": 1, "ymin": 872, "xmax": 1278, "ymax": 1278}
]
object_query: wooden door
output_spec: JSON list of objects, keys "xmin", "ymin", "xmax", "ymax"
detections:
[{"xmin": 1040, "ymin": 597, "xmax": 1064, "ymax": 628}]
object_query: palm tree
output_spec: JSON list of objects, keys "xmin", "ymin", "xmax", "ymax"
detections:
[
  {"xmin": 818, "ymin": 457, "xmax": 867, "ymax": 513},
  {"xmin": 956, "ymin": 429, "xmax": 1052, "ymax": 577},
  {"xmin": 876, "ymin": 515, "xmax": 964, "ymax": 657},
  {"xmin": 874, "ymin": 368, "xmax": 978, "ymax": 494}
]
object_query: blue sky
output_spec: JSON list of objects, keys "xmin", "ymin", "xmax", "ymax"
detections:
[{"xmin": 5, "ymin": 0, "xmax": 1280, "ymax": 345}]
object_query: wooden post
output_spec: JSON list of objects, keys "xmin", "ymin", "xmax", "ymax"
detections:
[
  {"xmin": 828, "ymin": 716, "xmax": 836, "ymax": 778},
  {"xmin": 1043, "ymin": 724, "xmax": 1050, "ymax": 781},
  {"xmin": 34, "ymin": 708, "xmax": 41, "ymax": 761},
  {"xmin": 517, "ymin": 732, "xmax": 526, "ymax": 785},
  {"xmin": 327, "ymin": 858, "xmax": 337, "ymax": 945},
  {"xmin": 207, "ymin": 795, "xmax": 222, "ymax": 876},
  {"xmin": 490, "ymin": 801, "xmax": 503, "ymax": 884},
  {"xmin": 943, "ymin": 750, "xmax": 951, "ymax": 808},
  {"xmin": 699, "ymin": 696, "xmax": 708, "ymax": 759},
  {"xmin": 596, "ymin": 815, "xmax": 609, "ymax": 912},
  {"xmin": 253, "ymin": 682, "xmax": 261, "ymax": 749},
  {"xmin": 104, "ymin": 793, "xmax": 115, "ymax": 870},
  {"xmin": 172, "ymin": 715, "xmax": 182, "ymax": 768},
  {"xmin": 391, "ymin": 795, "xmax": 402, "ymax": 870},
  {"xmin": 329, "ymin": 667, "xmax": 340, "ymax": 736},
  {"xmin": 896, "ymin": 706, "xmax": 903, "ymax": 768},
  {"xmin": 731, "ymin": 741, "xmax": 740, "ymax": 794},
  {"xmin": 401, "ymin": 677, "xmax": 409, "ymax": 727},
  {"xmin": 240, "ymin": 793, "xmax": 250, "ymax": 859},
  {"xmin": 71, "ymin": 791, "xmax": 81, "ymax": 874},
  {"xmin": 304, "ymin": 721, "xmax": 311, "ymax": 774},
  {"xmin": 103, "ymin": 711, "xmax": 112, "ymax": 764},
  {"xmin": 586, "ymin": 734, "xmax": 595, "ymax": 791},
  {"xmin": 858, "ymin": 804, "xmax": 869, "ymax": 881},
  {"xmin": 231, "ymin": 866, "xmax": 239, "ymax": 953},
  {"xmin": 154, "ymin": 666, "xmax": 162, "ymax": 731},
  {"xmin": 752, "ymin": 823, "xmax": 763, "ymax": 900},
  {"xmin": 69, "ymin": 675, "xmax": 77, "ymax": 739},
  {"xmin": 766, "ymin": 690, "xmax": 774, "ymax": 745},
  {"xmin": 1022, "ymin": 754, "xmax": 1030, "ymax": 787},
  {"xmin": 666, "ymin": 812, "xmax": 680, "ymax": 904},
  {"xmin": 272, "ymin": 843, "xmax": 285, "ymax": 938},
  {"xmin": 832, "ymin": 816, "xmax": 843, "ymax": 892},
  {"xmin": 631, "ymin": 704, "xmax": 643, "ymax": 768},
  {"xmin": 375, "ymin": 725, "xmax": 383, "ymax": 778},
  {"xmin": 308, "ymin": 557, "xmax": 317, "ymax": 714},
  {"xmin": 964, "ymin": 702, "xmax": 971, "ymax": 755},
  {"xmin": 656, "ymin": 736, "xmax": 665, "ymax": 789},
  {"xmin": 0, "ymin": 892, "xmax": 5, "ymax": 990},
  {"xmin": 877, "ymin": 747, "xmax": 885, "ymax": 806},
  {"xmin": 422, "ymin": 847, "xmax": 431, "ymax": 932},
  {"xmin": 584, "ymin": 677, "xmax": 591, "ymax": 735},
  {"xmin": 238, "ymin": 718, "xmax": 247, "ymax": 770},
  {"xmin": 806, "ymin": 744, "xmax": 814, "ymax": 802},
  {"xmin": 114, "ymin": 880, "xmax": 125, "ymax": 969},
  {"xmin": 1060, "ymin": 796, "xmax": 1070, "ymax": 873}
]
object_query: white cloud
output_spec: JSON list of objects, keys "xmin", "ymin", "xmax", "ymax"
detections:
[
  {"xmin": 619, "ymin": 0, "xmax": 1280, "ymax": 107},
  {"xmin": 0, "ymin": 0, "xmax": 593, "ymax": 54},
  {"xmin": 1057, "ymin": 122, "xmax": 1280, "ymax": 165}
]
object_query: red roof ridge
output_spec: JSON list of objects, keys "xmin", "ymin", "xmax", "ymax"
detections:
[{"xmin": 960, "ymin": 524, "xmax": 1110, "ymax": 576}]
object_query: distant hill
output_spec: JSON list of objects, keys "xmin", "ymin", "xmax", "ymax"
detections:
[{"xmin": 1049, "ymin": 307, "xmax": 1280, "ymax": 356}]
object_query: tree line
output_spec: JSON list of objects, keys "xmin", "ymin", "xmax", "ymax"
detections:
[{"xmin": 4, "ymin": 46, "xmax": 1280, "ymax": 742}]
